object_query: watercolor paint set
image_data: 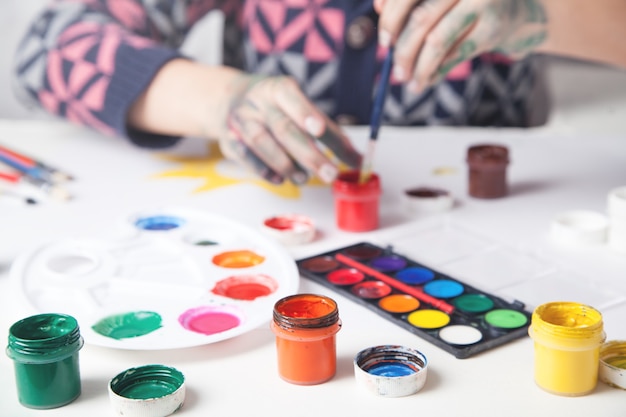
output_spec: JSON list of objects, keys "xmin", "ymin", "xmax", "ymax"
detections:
[
  {"xmin": 10, "ymin": 207, "xmax": 299, "ymax": 350},
  {"xmin": 297, "ymin": 242, "xmax": 532, "ymax": 359}
]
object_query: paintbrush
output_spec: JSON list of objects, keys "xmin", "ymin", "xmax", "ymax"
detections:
[
  {"xmin": 358, "ymin": 47, "xmax": 394, "ymax": 184},
  {"xmin": 0, "ymin": 168, "xmax": 71, "ymax": 202},
  {"xmin": 0, "ymin": 143, "xmax": 74, "ymax": 183}
]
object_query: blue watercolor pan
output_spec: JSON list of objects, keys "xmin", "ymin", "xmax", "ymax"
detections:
[{"xmin": 297, "ymin": 242, "xmax": 532, "ymax": 359}]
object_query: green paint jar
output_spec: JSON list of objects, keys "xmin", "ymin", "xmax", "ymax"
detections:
[{"xmin": 6, "ymin": 313, "xmax": 84, "ymax": 409}]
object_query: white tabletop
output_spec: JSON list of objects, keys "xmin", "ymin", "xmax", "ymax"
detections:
[{"xmin": 0, "ymin": 117, "xmax": 625, "ymax": 417}]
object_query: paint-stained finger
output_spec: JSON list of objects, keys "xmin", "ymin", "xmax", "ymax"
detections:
[
  {"xmin": 269, "ymin": 76, "xmax": 326, "ymax": 137},
  {"xmin": 231, "ymin": 107, "xmax": 309, "ymax": 184},
  {"xmin": 377, "ymin": 0, "xmax": 423, "ymax": 47},
  {"xmin": 392, "ymin": 0, "xmax": 459, "ymax": 83},
  {"xmin": 257, "ymin": 76, "xmax": 359, "ymax": 182},
  {"xmin": 412, "ymin": 10, "xmax": 478, "ymax": 92},
  {"xmin": 431, "ymin": 38, "xmax": 477, "ymax": 86},
  {"xmin": 316, "ymin": 117, "xmax": 362, "ymax": 169},
  {"xmin": 234, "ymin": 140, "xmax": 285, "ymax": 184},
  {"xmin": 223, "ymin": 118, "xmax": 285, "ymax": 184},
  {"xmin": 264, "ymin": 107, "xmax": 339, "ymax": 184}
]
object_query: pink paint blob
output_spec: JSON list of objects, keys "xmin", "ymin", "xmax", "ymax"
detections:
[{"xmin": 178, "ymin": 306, "xmax": 242, "ymax": 335}]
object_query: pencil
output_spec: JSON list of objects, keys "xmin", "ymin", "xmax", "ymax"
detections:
[
  {"xmin": 358, "ymin": 47, "xmax": 394, "ymax": 184},
  {"xmin": 0, "ymin": 144, "xmax": 74, "ymax": 183},
  {"xmin": 334, "ymin": 252, "xmax": 455, "ymax": 314},
  {"xmin": 0, "ymin": 168, "xmax": 71, "ymax": 202}
]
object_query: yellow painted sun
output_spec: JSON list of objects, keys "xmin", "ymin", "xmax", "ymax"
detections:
[{"xmin": 152, "ymin": 142, "xmax": 327, "ymax": 199}]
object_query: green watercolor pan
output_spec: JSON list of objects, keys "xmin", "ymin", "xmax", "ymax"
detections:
[
  {"xmin": 297, "ymin": 242, "xmax": 532, "ymax": 359},
  {"xmin": 9, "ymin": 207, "xmax": 299, "ymax": 350}
]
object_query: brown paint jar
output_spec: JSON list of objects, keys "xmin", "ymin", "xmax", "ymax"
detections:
[{"xmin": 466, "ymin": 144, "xmax": 509, "ymax": 199}]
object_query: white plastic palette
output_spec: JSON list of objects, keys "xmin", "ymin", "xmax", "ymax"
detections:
[{"xmin": 10, "ymin": 207, "xmax": 300, "ymax": 350}]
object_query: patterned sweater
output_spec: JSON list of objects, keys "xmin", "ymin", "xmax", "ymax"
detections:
[{"xmin": 13, "ymin": 0, "xmax": 540, "ymax": 148}]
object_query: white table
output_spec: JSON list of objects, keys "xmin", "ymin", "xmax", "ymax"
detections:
[{"xmin": 0, "ymin": 118, "xmax": 625, "ymax": 417}]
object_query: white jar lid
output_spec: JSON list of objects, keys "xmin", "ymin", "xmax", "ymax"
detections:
[
  {"xmin": 261, "ymin": 214, "xmax": 316, "ymax": 245},
  {"xmin": 608, "ymin": 186, "xmax": 626, "ymax": 219},
  {"xmin": 403, "ymin": 186, "xmax": 454, "ymax": 214},
  {"xmin": 550, "ymin": 210, "xmax": 609, "ymax": 245},
  {"xmin": 608, "ymin": 226, "xmax": 626, "ymax": 253},
  {"xmin": 599, "ymin": 340, "xmax": 626, "ymax": 390}
]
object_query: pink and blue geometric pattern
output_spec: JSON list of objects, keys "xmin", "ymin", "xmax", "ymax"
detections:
[{"xmin": 13, "ymin": 0, "xmax": 541, "ymax": 147}]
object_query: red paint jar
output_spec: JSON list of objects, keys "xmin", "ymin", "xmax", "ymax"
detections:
[
  {"xmin": 332, "ymin": 170, "xmax": 381, "ymax": 232},
  {"xmin": 271, "ymin": 294, "xmax": 341, "ymax": 385},
  {"xmin": 466, "ymin": 144, "xmax": 509, "ymax": 199}
]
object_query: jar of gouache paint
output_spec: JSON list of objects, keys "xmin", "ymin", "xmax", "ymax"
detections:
[
  {"xmin": 466, "ymin": 144, "xmax": 509, "ymax": 199},
  {"xmin": 271, "ymin": 294, "xmax": 341, "ymax": 385},
  {"xmin": 332, "ymin": 170, "xmax": 381, "ymax": 232},
  {"xmin": 6, "ymin": 313, "xmax": 84, "ymax": 409},
  {"xmin": 528, "ymin": 302, "xmax": 605, "ymax": 396}
]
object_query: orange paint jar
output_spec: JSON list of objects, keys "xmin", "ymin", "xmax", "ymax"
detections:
[{"xmin": 271, "ymin": 294, "xmax": 341, "ymax": 385}]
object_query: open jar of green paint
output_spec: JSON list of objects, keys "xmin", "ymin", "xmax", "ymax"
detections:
[{"xmin": 6, "ymin": 313, "xmax": 84, "ymax": 409}]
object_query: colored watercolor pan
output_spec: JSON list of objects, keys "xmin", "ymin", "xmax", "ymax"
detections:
[
  {"xmin": 10, "ymin": 207, "xmax": 299, "ymax": 350},
  {"xmin": 297, "ymin": 242, "xmax": 532, "ymax": 359}
]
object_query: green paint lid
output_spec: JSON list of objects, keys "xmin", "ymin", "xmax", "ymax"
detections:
[{"xmin": 109, "ymin": 364, "xmax": 185, "ymax": 417}]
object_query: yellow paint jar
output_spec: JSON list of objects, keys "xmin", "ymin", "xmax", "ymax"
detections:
[{"xmin": 528, "ymin": 302, "xmax": 605, "ymax": 396}]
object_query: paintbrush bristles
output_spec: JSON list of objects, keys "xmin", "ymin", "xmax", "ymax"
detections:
[{"xmin": 358, "ymin": 140, "xmax": 377, "ymax": 184}]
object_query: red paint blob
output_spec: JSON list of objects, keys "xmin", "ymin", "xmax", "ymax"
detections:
[
  {"xmin": 178, "ymin": 307, "xmax": 241, "ymax": 335},
  {"xmin": 327, "ymin": 268, "xmax": 364, "ymax": 285},
  {"xmin": 212, "ymin": 274, "xmax": 278, "ymax": 300}
]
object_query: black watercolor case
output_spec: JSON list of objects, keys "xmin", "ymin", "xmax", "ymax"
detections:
[{"xmin": 297, "ymin": 242, "xmax": 532, "ymax": 359}]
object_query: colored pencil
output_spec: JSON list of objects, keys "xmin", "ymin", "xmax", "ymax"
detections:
[
  {"xmin": 0, "ymin": 167, "xmax": 71, "ymax": 202},
  {"xmin": 334, "ymin": 252, "xmax": 455, "ymax": 314},
  {"xmin": 0, "ymin": 144, "xmax": 74, "ymax": 183},
  {"xmin": 358, "ymin": 47, "xmax": 394, "ymax": 184}
]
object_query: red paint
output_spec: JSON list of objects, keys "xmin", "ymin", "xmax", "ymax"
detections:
[
  {"xmin": 212, "ymin": 274, "xmax": 278, "ymax": 300},
  {"xmin": 332, "ymin": 170, "xmax": 381, "ymax": 232},
  {"xmin": 327, "ymin": 268, "xmax": 364, "ymax": 285},
  {"xmin": 275, "ymin": 296, "xmax": 335, "ymax": 319},
  {"xmin": 264, "ymin": 215, "xmax": 312, "ymax": 231}
]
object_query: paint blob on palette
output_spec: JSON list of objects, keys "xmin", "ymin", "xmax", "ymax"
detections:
[
  {"xmin": 10, "ymin": 207, "xmax": 299, "ymax": 350},
  {"xmin": 297, "ymin": 242, "xmax": 531, "ymax": 359}
]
